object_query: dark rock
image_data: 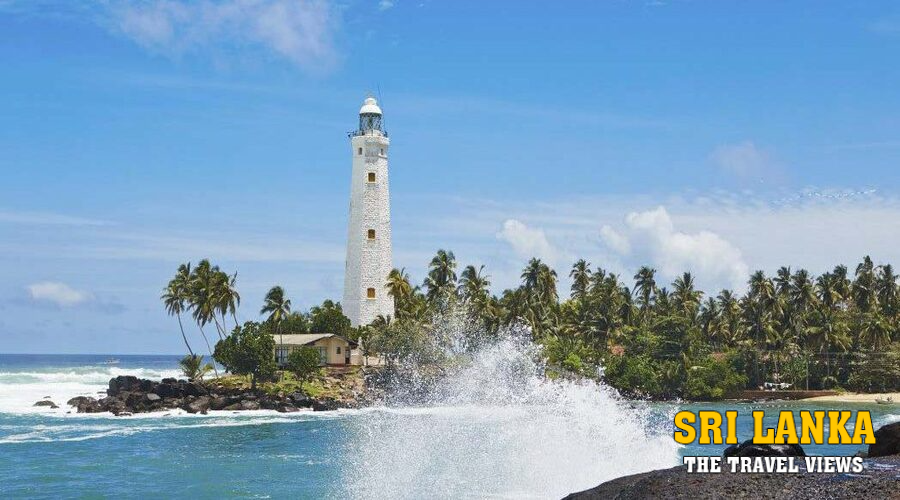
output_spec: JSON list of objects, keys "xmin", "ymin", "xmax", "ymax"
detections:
[
  {"xmin": 159, "ymin": 382, "xmax": 182, "ymax": 399},
  {"xmin": 33, "ymin": 400, "xmax": 59, "ymax": 409},
  {"xmin": 289, "ymin": 392, "xmax": 313, "ymax": 407},
  {"xmin": 68, "ymin": 396, "xmax": 101, "ymax": 413},
  {"xmin": 209, "ymin": 396, "xmax": 230, "ymax": 411},
  {"xmin": 868, "ymin": 422, "xmax": 900, "ymax": 457},
  {"xmin": 277, "ymin": 405, "xmax": 300, "ymax": 413},
  {"xmin": 183, "ymin": 382, "xmax": 206, "ymax": 397},
  {"xmin": 184, "ymin": 396, "xmax": 211, "ymax": 414},
  {"xmin": 565, "ymin": 456, "xmax": 900, "ymax": 499},
  {"xmin": 260, "ymin": 398, "xmax": 279, "ymax": 410},
  {"xmin": 161, "ymin": 377, "xmax": 177, "ymax": 385},
  {"xmin": 116, "ymin": 412, "xmax": 133, "ymax": 417},
  {"xmin": 723, "ymin": 439, "xmax": 806, "ymax": 458},
  {"xmin": 108, "ymin": 375, "xmax": 140, "ymax": 396},
  {"xmin": 240, "ymin": 400, "xmax": 260, "ymax": 411},
  {"xmin": 222, "ymin": 403, "xmax": 243, "ymax": 411}
]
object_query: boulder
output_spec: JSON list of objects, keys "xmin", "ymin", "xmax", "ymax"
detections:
[
  {"xmin": 289, "ymin": 392, "xmax": 313, "ymax": 408},
  {"xmin": 68, "ymin": 396, "xmax": 101, "ymax": 413},
  {"xmin": 33, "ymin": 400, "xmax": 59, "ymax": 409},
  {"xmin": 209, "ymin": 396, "xmax": 230, "ymax": 411},
  {"xmin": 277, "ymin": 404, "xmax": 300, "ymax": 413},
  {"xmin": 868, "ymin": 422, "xmax": 900, "ymax": 457},
  {"xmin": 240, "ymin": 400, "xmax": 260, "ymax": 411},
  {"xmin": 185, "ymin": 396, "xmax": 211, "ymax": 414},
  {"xmin": 145, "ymin": 393, "xmax": 161, "ymax": 402},
  {"xmin": 222, "ymin": 402, "xmax": 243, "ymax": 411},
  {"xmin": 108, "ymin": 375, "xmax": 140, "ymax": 396},
  {"xmin": 183, "ymin": 382, "xmax": 206, "ymax": 397},
  {"xmin": 156, "ymin": 381, "xmax": 182, "ymax": 399},
  {"xmin": 723, "ymin": 440, "xmax": 806, "ymax": 458}
]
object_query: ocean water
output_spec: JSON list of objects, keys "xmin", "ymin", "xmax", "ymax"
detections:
[{"xmin": 0, "ymin": 352, "xmax": 896, "ymax": 499}]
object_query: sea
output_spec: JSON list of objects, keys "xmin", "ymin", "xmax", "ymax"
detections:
[{"xmin": 0, "ymin": 351, "xmax": 897, "ymax": 499}]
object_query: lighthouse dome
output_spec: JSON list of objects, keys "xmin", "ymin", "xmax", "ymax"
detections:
[{"xmin": 359, "ymin": 97, "xmax": 382, "ymax": 115}]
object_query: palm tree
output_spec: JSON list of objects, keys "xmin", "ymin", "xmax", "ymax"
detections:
[
  {"xmin": 189, "ymin": 259, "xmax": 226, "ymax": 340},
  {"xmin": 569, "ymin": 259, "xmax": 591, "ymax": 302},
  {"xmin": 633, "ymin": 266, "xmax": 657, "ymax": 321},
  {"xmin": 261, "ymin": 286, "xmax": 292, "ymax": 369},
  {"xmin": 672, "ymin": 272, "xmax": 702, "ymax": 322},
  {"xmin": 876, "ymin": 264, "xmax": 898, "ymax": 319},
  {"xmin": 219, "ymin": 272, "xmax": 241, "ymax": 330},
  {"xmin": 386, "ymin": 268, "xmax": 413, "ymax": 318},
  {"xmin": 859, "ymin": 313, "xmax": 892, "ymax": 350},
  {"xmin": 424, "ymin": 249, "xmax": 458, "ymax": 303},
  {"xmin": 852, "ymin": 256, "xmax": 877, "ymax": 313},
  {"xmin": 459, "ymin": 265, "xmax": 491, "ymax": 303},
  {"xmin": 162, "ymin": 263, "xmax": 195, "ymax": 357}
]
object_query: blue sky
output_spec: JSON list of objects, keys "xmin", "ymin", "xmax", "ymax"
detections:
[{"xmin": 1, "ymin": 1, "xmax": 899, "ymax": 353}]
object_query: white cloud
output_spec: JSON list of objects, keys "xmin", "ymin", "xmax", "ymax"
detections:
[
  {"xmin": 709, "ymin": 141, "xmax": 779, "ymax": 180},
  {"xmin": 378, "ymin": 0, "xmax": 395, "ymax": 11},
  {"xmin": 599, "ymin": 224, "xmax": 630, "ymax": 255},
  {"xmin": 496, "ymin": 219, "xmax": 563, "ymax": 266},
  {"xmin": 599, "ymin": 207, "xmax": 750, "ymax": 291},
  {"xmin": 0, "ymin": 210, "xmax": 110, "ymax": 226},
  {"xmin": 111, "ymin": 0, "xmax": 339, "ymax": 71},
  {"xmin": 26, "ymin": 282, "xmax": 94, "ymax": 307}
]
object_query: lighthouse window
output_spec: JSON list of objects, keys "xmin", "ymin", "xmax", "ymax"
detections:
[
  {"xmin": 367, "ymin": 288, "xmax": 376, "ymax": 299},
  {"xmin": 367, "ymin": 172, "xmax": 376, "ymax": 183},
  {"xmin": 380, "ymin": 148, "xmax": 384, "ymax": 155},
  {"xmin": 367, "ymin": 229, "xmax": 376, "ymax": 239},
  {"xmin": 358, "ymin": 147, "xmax": 363, "ymax": 155}
]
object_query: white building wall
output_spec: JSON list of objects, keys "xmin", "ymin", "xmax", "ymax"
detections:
[{"xmin": 342, "ymin": 130, "xmax": 395, "ymax": 327}]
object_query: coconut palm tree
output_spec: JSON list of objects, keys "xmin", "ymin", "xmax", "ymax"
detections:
[
  {"xmin": 876, "ymin": 264, "xmax": 898, "ymax": 319},
  {"xmin": 633, "ymin": 266, "xmax": 657, "ymax": 322},
  {"xmin": 386, "ymin": 267, "xmax": 413, "ymax": 318},
  {"xmin": 189, "ymin": 259, "xmax": 226, "ymax": 340},
  {"xmin": 569, "ymin": 259, "xmax": 591, "ymax": 302},
  {"xmin": 672, "ymin": 272, "xmax": 702, "ymax": 322},
  {"xmin": 261, "ymin": 286, "xmax": 292, "ymax": 369},
  {"xmin": 424, "ymin": 249, "xmax": 458, "ymax": 303},
  {"xmin": 218, "ymin": 271, "xmax": 241, "ymax": 330},
  {"xmin": 459, "ymin": 265, "xmax": 491, "ymax": 303},
  {"xmin": 162, "ymin": 263, "xmax": 195, "ymax": 357}
]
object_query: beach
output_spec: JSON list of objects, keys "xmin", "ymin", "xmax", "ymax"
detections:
[{"xmin": 802, "ymin": 392, "xmax": 900, "ymax": 403}]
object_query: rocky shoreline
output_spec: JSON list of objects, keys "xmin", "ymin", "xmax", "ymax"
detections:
[
  {"xmin": 51, "ymin": 375, "xmax": 353, "ymax": 416},
  {"xmin": 566, "ymin": 424, "xmax": 900, "ymax": 499}
]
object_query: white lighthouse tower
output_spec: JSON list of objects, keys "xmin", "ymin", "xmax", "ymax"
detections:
[{"xmin": 342, "ymin": 96, "xmax": 395, "ymax": 327}]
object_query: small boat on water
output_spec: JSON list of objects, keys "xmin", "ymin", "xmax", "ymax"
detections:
[
  {"xmin": 875, "ymin": 397, "xmax": 894, "ymax": 405},
  {"xmin": 102, "ymin": 358, "xmax": 120, "ymax": 365}
]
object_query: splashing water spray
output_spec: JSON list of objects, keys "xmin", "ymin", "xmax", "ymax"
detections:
[{"xmin": 340, "ymin": 307, "xmax": 680, "ymax": 498}]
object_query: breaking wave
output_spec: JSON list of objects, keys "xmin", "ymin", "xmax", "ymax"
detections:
[{"xmin": 340, "ymin": 313, "xmax": 679, "ymax": 498}]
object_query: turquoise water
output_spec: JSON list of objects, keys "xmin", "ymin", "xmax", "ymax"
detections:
[{"xmin": 0, "ymin": 354, "xmax": 896, "ymax": 498}]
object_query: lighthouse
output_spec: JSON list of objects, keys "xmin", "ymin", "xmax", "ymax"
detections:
[{"xmin": 342, "ymin": 96, "xmax": 395, "ymax": 327}]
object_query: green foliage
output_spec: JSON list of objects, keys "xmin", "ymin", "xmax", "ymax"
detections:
[
  {"xmin": 280, "ymin": 311, "xmax": 311, "ymax": 334},
  {"xmin": 309, "ymin": 300, "xmax": 352, "ymax": 336},
  {"xmin": 683, "ymin": 356, "xmax": 748, "ymax": 401},
  {"xmin": 179, "ymin": 354, "xmax": 213, "ymax": 381},
  {"xmin": 213, "ymin": 321, "xmax": 276, "ymax": 390},
  {"xmin": 286, "ymin": 346, "xmax": 321, "ymax": 391}
]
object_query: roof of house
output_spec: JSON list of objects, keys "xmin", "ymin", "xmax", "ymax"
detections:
[{"xmin": 277, "ymin": 333, "xmax": 357, "ymax": 348}]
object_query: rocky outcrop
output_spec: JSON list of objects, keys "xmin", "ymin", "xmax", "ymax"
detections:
[
  {"xmin": 723, "ymin": 440, "xmax": 806, "ymax": 458},
  {"xmin": 868, "ymin": 422, "xmax": 900, "ymax": 458},
  {"xmin": 66, "ymin": 375, "xmax": 350, "ymax": 416},
  {"xmin": 33, "ymin": 400, "xmax": 58, "ymax": 409},
  {"xmin": 565, "ymin": 456, "xmax": 900, "ymax": 499}
]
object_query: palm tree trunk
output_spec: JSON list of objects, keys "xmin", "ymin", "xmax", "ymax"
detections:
[
  {"xmin": 198, "ymin": 325, "xmax": 219, "ymax": 378},
  {"xmin": 278, "ymin": 323, "xmax": 284, "ymax": 382},
  {"xmin": 176, "ymin": 313, "xmax": 194, "ymax": 357},
  {"xmin": 212, "ymin": 315, "xmax": 226, "ymax": 341}
]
